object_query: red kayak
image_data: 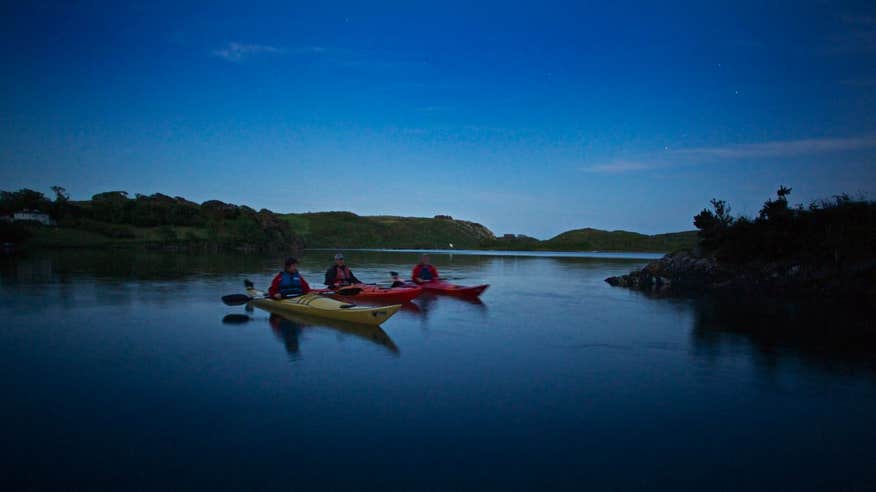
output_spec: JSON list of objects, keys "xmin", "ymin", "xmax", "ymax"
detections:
[
  {"xmin": 417, "ymin": 280, "xmax": 489, "ymax": 298},
  {"xmin": 314, "ymin": 284, "xmax": 423, "ymax": 304}
]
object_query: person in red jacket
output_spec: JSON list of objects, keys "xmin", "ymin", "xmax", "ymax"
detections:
[
  {"xmin": 268, "ymin": 257, "xmax": 311, "ymax": 299},
  {"xmin": 411, "ymin": 254, "xmax": 439, "ymax": 284}
]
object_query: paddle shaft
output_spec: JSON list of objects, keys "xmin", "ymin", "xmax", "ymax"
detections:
[{"xmin": 222, "ymin": 288, "xmax": 361, "ymax": 306}]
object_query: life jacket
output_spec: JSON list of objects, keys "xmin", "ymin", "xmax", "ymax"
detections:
[
  {"xmin": 278, "ymin": 271, "xmax": 305, "ymax": 296},
  {"xmin": 416, "ymin": 264, "xmax": 434, "ymax": 281},
  {"xmin": 335, "ymin": 266, "xmax": 351, "ymax": 284}
]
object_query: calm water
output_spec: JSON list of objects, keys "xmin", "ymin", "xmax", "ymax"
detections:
[{"xmin": 1, "ymin": 249, "xmax": 875, "ymax": 490}]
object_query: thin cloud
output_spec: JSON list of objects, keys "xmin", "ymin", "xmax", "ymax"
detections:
[
  {"xmin": 580, "ymin": 160, "xmax": 657, "ymax": 174},
  {"xmin": 580, "ymin": 135, "xmax": 876, "ymax": 174},
  {"xmin": 673, "ymin": 135, "xmax": 876, "ymax": 160},
  {"xmin": 212, "ymin": 42, "xmax": 283, "ymax": 62}
]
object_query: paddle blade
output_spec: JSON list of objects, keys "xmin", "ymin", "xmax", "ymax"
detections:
[{"xmin": 221, "ymin": 294, "xmax": 252, "ymax": 306}]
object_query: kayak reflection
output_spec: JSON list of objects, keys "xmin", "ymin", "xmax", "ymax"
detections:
[
  {"xmin": 330, "ymin": 295, "xmax": 424, "ymax": 315},
  {"xmin": 416, "ymin": 292, "xmax": 486, "ymax": 310},
  {"xmin": 411, "ymin": 292, "xmax": 487, "ymax": 324},
  {"xmin": 268, "ymin": 312, "xmax": 400, "ymax": 356},
  {"xmin": 398, "ymin": 301, "xmax": 423, "ymax": 315}
]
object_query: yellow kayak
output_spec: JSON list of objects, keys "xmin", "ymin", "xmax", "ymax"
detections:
[{"xmin": 246, "ymin": 287, "xmax": 401, "ymax": 326}]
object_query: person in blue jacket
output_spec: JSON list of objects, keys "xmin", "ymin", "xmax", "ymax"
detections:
[{"xmin": 268, "ymin": 257, "xmax": 311, "ymax": 299}]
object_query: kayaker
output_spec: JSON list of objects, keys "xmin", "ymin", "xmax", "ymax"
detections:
[
  {"xmin": 324, "ymin": 252, "xmax": 362, "ymax": 288},
  {"xmin": 268, "ymin": 257, "xmax": 311, "ymax": 299},
  {"xmin": 389, "ymin": 271, "xmax": 406, "ymax": 288},
  {"xmin": 411, "ymin": 254, "xmax": 439, "ymax": 284}
]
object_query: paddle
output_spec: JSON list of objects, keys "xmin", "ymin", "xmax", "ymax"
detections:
[
  {"xmin": 221, "ymin": 293, "xmax": 259, "ymax": 306},
  {"xmin": 221, "ymin": 287, "xmax": 363, "ymax": 306}
]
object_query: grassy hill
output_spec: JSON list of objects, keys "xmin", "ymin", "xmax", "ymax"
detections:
[
  {"xmin": 3, "ymin": 187, "xmax": 696, "ymax": 253},
  {"xmin": 481, "ymin": 229, "xmax": 697, "ymax": 252},
  {"xmin": 542, "ymin": 228, "xmax": 698, "ymax": 252},
  {"xmin": 282, "ymin": 212, "xmax": 495, "ymax": 249}
]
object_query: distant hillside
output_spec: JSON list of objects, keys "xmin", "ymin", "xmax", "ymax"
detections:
[
  {"xmin": 282, "ymin": 212, "xmax": 495, "ymax": 249},
  {"xmin": 543, "ymin": 228, "xmax": 698, "ymax": 252},
  {"xmin": 2, "ymin": 186, "xmax": 695, "ymax": 253},
  {"xmin": 481, "ymin": 229, "xmax": 697, "ymax": 252}
]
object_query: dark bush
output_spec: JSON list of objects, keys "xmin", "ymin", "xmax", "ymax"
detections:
[
  {"xmin": 695, "ymin": 188, "xmax": 875, "ymax": 265},
  {"xmin": 0, "ymin": 189, "xmax": 52, "ymax": 215},
  {"xmin": 0, "ymin": 222, "xmax": 33, "ymax": 243}
]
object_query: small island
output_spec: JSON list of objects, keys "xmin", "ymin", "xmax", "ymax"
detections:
[{"xmin": 605, "ymin": 187, "xmax": 875, "ymax": 303}]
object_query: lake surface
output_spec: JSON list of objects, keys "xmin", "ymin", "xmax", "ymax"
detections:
[{"xmin": 2, "ymin": 249, "xmax": 875, "ymax": 490}]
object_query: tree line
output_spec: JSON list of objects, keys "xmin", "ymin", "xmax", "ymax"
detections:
[
  {"xmin": 693, "ymin": 187, "xmax": 874, "ymax": 266},
  {"xmin": 0, "ymin": 187, "xmax": 300, "ymax": 251}
]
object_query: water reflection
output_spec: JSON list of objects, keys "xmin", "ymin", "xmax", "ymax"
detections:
[
  {"xmin": 223, "ymin": 311, "xmax": 400, "ymax": 357},
  {"xmin": 690, "ymin": 296, "xmax": 876, "ymax": 378},
  {"xmin": 1, "ymin": 248, "xmax": 276, "ymax": 283},
  {"xmin": 412, "ymin": 292, "xmax": 487, "ymax": 322},
  {"xmin": 221, "ymin": 313, "xmax": 251, "ymax": 325},
  {"xmin": 268, "ymin": 313, "xmax": 399, "ymax": 357},
  {"xmin": 398, "ymin": 302, "xmax": 423, "ymax": 315},
  {"xmin": 1, "ymin": 248, "xmax": 638, "ymax": 288},
  {"xmin": 4, "ymin": 248, "xmax": 876, "ymax": 490}
]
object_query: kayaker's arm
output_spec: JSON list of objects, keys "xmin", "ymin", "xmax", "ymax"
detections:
[
  {"xmin": 268, "ymin": 272, "xmax": 284, "ymax": 298},
  {"xmin": 324, "ymin": 266, "xmax": 336, "ymax": 286}
]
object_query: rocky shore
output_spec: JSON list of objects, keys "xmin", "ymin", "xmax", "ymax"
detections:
[{"xmin": 606, "ymin": 249, "xmax": 876, "ymax": 302}]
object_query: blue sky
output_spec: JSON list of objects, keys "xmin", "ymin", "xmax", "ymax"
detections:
[{"xmin": 1, "ymin": 1, "xmax": 875, "ymax": 238}]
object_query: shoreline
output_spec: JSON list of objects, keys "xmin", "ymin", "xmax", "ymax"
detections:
[
  {"xmin": 605, "ymin": 249, "xmax": 876, "ymax": 304},
  {"xmin": 309, "ymin": 247, "xmax": 665, "ymax": 259},
  {"xmin": 6, "ymin": 243, "xmax": 667, "ymax": 260}
]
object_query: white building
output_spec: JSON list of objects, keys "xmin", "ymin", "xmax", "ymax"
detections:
[{"xmin": 13, "ymin": 210, "xmax": 55, "ymax": 226}]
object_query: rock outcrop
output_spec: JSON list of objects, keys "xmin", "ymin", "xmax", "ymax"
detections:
[{"xmin": 606, "ymin": 249, "xmax": 876, "ymax": 302}]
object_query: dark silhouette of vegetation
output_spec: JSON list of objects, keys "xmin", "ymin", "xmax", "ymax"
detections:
[
  {"xmin": 609, "ymin": 187, "xmax": 874, "ymax": 302},
  {"xmin": 0, "ymin": 189, "xmax": 52, "ymax": 215},
  {"xmin": 694, "ymin": 187, "xmax": 875, "ymax": 266},
  {"xmin": 693, "ymin": 199, "xmax": 734, "ymax": 250},
  {"xmin": 0, "ymin": 222, "xmax": 32, "ymax": 243},
  {"xmin": 0, "ymin": 187, "xmax": 300, "ymax": 252}
]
